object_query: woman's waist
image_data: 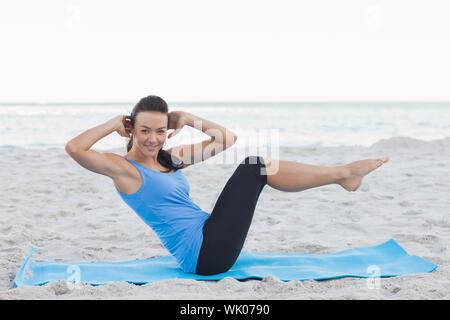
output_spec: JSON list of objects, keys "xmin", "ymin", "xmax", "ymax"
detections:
[
  {"xmin": 146, "ymin": 207, "xmax": 208, "ymax": 231},
  {"xmin": 143, "ymin": 203, "xmax": 210, "ymax": 219}
]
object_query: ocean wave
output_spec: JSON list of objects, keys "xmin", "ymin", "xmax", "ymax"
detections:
[
  {"xmin": 369, "ymin": 136, "xmax": 450, "ymax": 151},
  {"xmin": 2, "ymin": 135, "xmax": 450, "ymax": 152}
]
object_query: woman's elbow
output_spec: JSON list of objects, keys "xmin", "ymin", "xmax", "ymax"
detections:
[
  {"xmin": 65, "ymin": 142, "xmax": 75, "ymax": 154},
  {"xmin": 224, "ymin": 135, "xmax": 237, "ymax": 149},
  {"xmin": 228, "ymin": 133, "xmax": 238, "ymax": 144}
]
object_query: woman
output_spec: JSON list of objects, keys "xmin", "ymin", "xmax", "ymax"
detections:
[{"xmin": 65, "ymin": 95, "xmax": 389, "ymax": 275}]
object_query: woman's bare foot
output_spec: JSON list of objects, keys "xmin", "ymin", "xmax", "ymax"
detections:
[{"xmin": 338, "ymin": 157, "xmax": 390, "ymax": 192}]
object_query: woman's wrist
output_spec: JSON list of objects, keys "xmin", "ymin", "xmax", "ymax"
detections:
[
  {"xmin": 107, "ymin": 116, "xmax": 123, "ymax": 131},
  {"xmin": 182, "ymin": 111, "xmax": 197, "ymax": 127},
  {"xmin": 67, "ymin": 119, "xmax": 118, "ymax": 151}
]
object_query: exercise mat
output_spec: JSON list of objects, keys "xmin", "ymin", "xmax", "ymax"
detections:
[{"xmin": 13, "ymin": 239, "xmax": 437, "ymax": 287}]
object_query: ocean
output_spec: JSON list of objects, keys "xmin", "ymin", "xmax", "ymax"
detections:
[{"xmin": 1, "ymin": 102, "xmax": 449, "ymax": 151}]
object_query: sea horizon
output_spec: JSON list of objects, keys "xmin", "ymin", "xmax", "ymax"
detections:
[
  {"xmin": 1, "ymin": 101, "xmax": 449, "ymax": 151},
  {"xmin": 1, "ymin": 101, "xmax": 450, "ymax": 106}
]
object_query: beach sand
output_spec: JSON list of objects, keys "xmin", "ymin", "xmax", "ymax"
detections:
[{"xmin": 1, "ymin": 136, "xmax": 449, "ymax": 299}]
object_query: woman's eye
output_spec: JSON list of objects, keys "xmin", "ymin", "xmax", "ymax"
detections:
[{"xmin": 141, "ymin": 130, "xmax": 164, "ymax": 134}]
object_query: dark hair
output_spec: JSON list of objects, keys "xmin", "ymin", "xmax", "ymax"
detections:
[{"xmin": 127, "ymin": 95, "xmax": 185, "ymax": 172}]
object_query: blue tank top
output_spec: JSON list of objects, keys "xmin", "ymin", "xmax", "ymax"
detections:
[{"xmin": 115, "ymin": 158, "xmax": 210, "ymax": 273}]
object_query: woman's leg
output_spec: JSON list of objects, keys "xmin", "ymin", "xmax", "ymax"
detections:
[
  {"xmin": 261, "ymin": 156, "xmax": 390, "ymax": 192},
  {"xmin": 195, "ymin": 155, "xmax": 390, "ymax": 275},
  {"xmin": 196, "ymin": 155, "xmax": 267, "ymax": 275}
]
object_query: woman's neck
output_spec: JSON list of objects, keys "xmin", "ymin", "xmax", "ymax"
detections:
[{"xmin": 126, "ymin": 148, "xmax": 159, "ymax": 165}]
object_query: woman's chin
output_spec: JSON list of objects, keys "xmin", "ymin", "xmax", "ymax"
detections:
[{"xmin": 142, "ymin": 145, "xmax": 159, "ymax": 153}]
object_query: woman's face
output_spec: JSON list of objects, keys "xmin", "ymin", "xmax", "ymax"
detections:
[{"xmin": 132, "ymin": 111, "xmax": 168, "ymax": 155}]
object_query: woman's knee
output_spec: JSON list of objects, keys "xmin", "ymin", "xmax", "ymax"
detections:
[
  {"xmin": 241, "ymin": 155, "xmax": 265, "ymax": 165},
  {"xmin": 241, "ymin": 155, "xmax": 278, "ymax": 175}
]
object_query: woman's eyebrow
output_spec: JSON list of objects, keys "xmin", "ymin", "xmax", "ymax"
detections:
[{"xmin": 140, "ymin": 125, "xmax": 167, "ymax": 129}]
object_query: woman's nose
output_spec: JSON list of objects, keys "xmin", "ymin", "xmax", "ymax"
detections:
[{"xmin": 146, "ymin": 133, "xmax": 159, "ymax": 144}]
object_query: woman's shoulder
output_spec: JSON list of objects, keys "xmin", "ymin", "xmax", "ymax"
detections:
[
  {"xmin": 106, "ymin": 154, "xmax": 144, "ymax": 195},
  {"xmin": 103, "ymin": 153, "xmax": 137, "ymax": 177},
  {"xmin": 104, "ymin": 152, "xmax": 129, "ymax": 165}
]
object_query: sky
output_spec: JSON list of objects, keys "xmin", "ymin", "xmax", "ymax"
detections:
[{"xmin": 0, "ymin": 0, "xmax": 449, "ymax": 103}]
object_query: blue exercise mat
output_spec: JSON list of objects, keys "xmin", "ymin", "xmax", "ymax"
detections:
[{"xmin": 13, "ymin": 239, "xmax": 437, "ymax": 287}]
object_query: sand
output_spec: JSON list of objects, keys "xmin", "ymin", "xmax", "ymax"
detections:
[{"xmin": 1, "ymin": 136, "xmax": 449, "ymax": 299}]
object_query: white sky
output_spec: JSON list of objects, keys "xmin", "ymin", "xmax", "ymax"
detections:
[{"xmin": 0, "ymin": 0, "xmax": 449, "ymax": 103}]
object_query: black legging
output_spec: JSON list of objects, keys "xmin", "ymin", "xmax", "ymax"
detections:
[{"xmin": 195, "ymin": 155, "xmax": 267, "ymax": 275}]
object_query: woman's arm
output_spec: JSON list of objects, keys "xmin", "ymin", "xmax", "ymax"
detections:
[
  {"xmin": 65, "ymin": 116, "xmax": 127, "ymax": 151},
  {"xmin": 65, "ymin": 116, "xmax": 129, "ymax": 178},
  {"xmin": 167, "ymin": 111, "xmax": 238, "ymax": 166},
  {"xmin": 183, "ymin": 111, "xmax": 237, "ymax": 147}
]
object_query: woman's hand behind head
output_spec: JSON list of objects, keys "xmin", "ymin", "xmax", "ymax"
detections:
[
  {"xmin": 113, "ymin": 115, "xmax": 133, "ymax": 138},
  {"xmin": 167, "ymin": 111, "xmax": 186, "ymax": 139}
]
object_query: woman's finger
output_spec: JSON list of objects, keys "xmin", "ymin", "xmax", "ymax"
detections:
[{"xmin": 168, "ymin": 128, "xmax": 181, "ymax": 139}]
